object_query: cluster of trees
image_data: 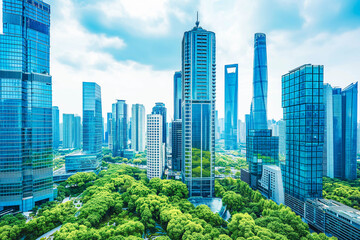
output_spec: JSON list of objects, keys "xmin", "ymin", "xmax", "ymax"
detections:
[
  {"xmin": 102, "ymin": 152, "xmax": 147, "ymax": 165},
  {"xmin": 215, "ymin": 153, "xmax": 247, "ymax": 169},
  {"xmin": 323, "ymin": 177, "xmax": 360, "ymax": 210}
]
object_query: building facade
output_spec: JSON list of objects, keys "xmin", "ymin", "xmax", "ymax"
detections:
[
  {"xmin": 52, "ymin": 106, "xmax": 60, "ymax": 150},
  {"xmin": 174, "ymin": 71, "xmax": 182, "ymax": 120},
  {"xmin": 250, "ymin": 33, "xmax": 268, "ymax": 130},
  {"xmin": 152, "ymin": 102, "xmax": 167, "ymax": 145},
  {"xmin": 279, "ymin": 120, "xmax": 286, "ymax": 156},
  {"xmin": 112, "ymin": 100, "xmax": 127, "ymax": 156},
  {"xmin": 258, "ymin": 165, "xmax": 284, "ymax": 205},
  {"xmin": 147, "ymin": 114, "xmax": 165, "ymax": 179},
  {"xmin": 181, "ymin": 18, "xmax": 216, "ymax": 197},
  {"xmin": 282, "ymin": 64, "xmax": 324, "ymax": 216},
  {"xmin": 74, "ymin": 115, "xmax": 81, "ymax": 149},
  {"xmin": 82, "ymin": 82, "xmax": 102, "ymax": 157},
  {"xmin": 172, "ymin": 119, "xmax": 182, "ymax": 171},
  {"xmin": 107, "ymin": 112, "xmax": 112, "ymax": 149},
  {"xmin": 131, "ymin": 104, "xmax": 145, "ymax": 152},
  {"xmin": 63, "ymin": 114, "xmax": 75, "ymax": 149},
  {"xmin": 224, "ymin": 64, "xmax": 238, "ymax": 150},
  {"xmin": 0, "ymin": 0, "xmax": 53, "ymax": 211}
]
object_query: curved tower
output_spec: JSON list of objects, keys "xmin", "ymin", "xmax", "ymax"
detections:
[{"xmin": 250, "ymin": 33, "xmax": 268, "ymax": 130}]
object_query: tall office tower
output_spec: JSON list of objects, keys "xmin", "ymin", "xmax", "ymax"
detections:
[
  {"xmin": 52, "ymin": 106, "xmax": 60, "ymax": 150},
  {"xmin": 342, "ymin": 83, "xmax": 358, "ymax": 180},
  {"xmin": 239, "ymin": 120, "xmax": 246, "ymax": 143},
  {"xmin": 172, "ymin": 119, "xmax": 182, "ymax": 171},
  {"xmin": 215, "ymin": 110, "xmax": 220, "ymax": 140},
  {"xmin": 131, "ymin": 104, "xmax": 145, "ymax": 152},
  {"xmin": 147, "ymin": 114, "xmax": 165, "ymax": 179},
  {"xmin": 224, "ymin": 64, "xmax": 238, "ymax": 150},
  {"xmin": 245, "ymin": 114, "xmax": 251, "ymax": 138},
  {"xmin": 181, "ymin": 16, "xmax": 216, "ymax": 197},
  {"xmin": 278, "ymin": 120, "xmax": 286, "ymax": 156},
  {"xmin": 0, "ymin": 0, "xmax": 53, "ymax": 211},
  {"xmin": 282, "ymin": 64, "xmax": 324, "ymax": 216},
  {"xmin": 358, "ymin": 122, "xmax": 360, "ymax": 154},
  {"xmin": 63, "ymin": 114, "xmax": 75, "ymax": 148},
  {"xmin": 250, "ymin": 33, "xmax": 268, "ymax": 130},
  {"xmin": 323, "ymin": 83, "xmax": 358, "ymax": 180},
  {"xmin": 74, "ymin": 116, "xmax": 81, "ymax": 149},
  {"xmin": 83, "ymin": 82, "xmax": 102, "ymax": 157},
  {"xmin": 152, "ymin": 102, "xmax": 167, "ymax": 145},
  {"xmin": 107, "ymin": 113, "xmax": 112, "ymax": 149},
  {"xmin": 112, "ymin": 100, "xmax": 127, "ymax": 156},
  {"xmin": 174, "ymin": 71, "xmax": 182, "ymax": 120},
  {"xmin": 219, "ymin": 118, "xmax": 224, "ymax": 139}
]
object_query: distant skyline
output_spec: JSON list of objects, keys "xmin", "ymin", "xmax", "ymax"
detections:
[{"xmin": 49, "ymin": 0, "xmax": 360, "ymax": 121}]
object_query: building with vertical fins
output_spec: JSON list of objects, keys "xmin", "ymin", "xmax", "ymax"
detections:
[
  {"xmin": 52, "ymin": 106, "xmax": 60, "ymax": 150},
  {"xmin": 250, "ymin": 33, "xmax": 268, "ymax": 130},
  {"xmin": 131, "ymin": 104, "xmax": 145, "ymax": 152},
  {"xmin": 147, "ymin": 114, "xmax": 165, "ymax": 179},
  {"xmin": 112, "ymin": 100, "xmax": 128, "ymax": 157},
  {"xmin": 282, "ymin": 64, "xmax": 324, "ymax": 216},
  {"xmin": 181, "ymin": 14, "xmax": 216, "ymax": 197},
  {"xmin": 224, "ymin": 64, "xmax": 238, "ymax": 150},
  {"xmin": 0, "ymin": 0, "xmax": 54, "ymax": 211},
  {"xmin": 174, "ymin": 71, "xmax": 182, "ymax": 120}
]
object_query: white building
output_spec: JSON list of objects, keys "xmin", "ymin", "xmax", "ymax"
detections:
[
  {"xmin": 131, "ymin": 104, "xmax": 145, "ymax": 152},
  {"xmin": 147, "ymin": 114, "xmax": 165, "ymax": 179},
  {"xmin": 258, "ymin": 165, "xmax": 284, "ymax": 205}
]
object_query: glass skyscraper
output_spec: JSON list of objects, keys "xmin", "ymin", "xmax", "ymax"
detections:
[
  {"xmin": 181, "ymin": 17, "xmax": 216, "ymax": 197},
  {"xmin": 112, "ymin": 100, "xmax": 127, "ymax": 157},
  {"xmin": 172, "ymin": 119, "xmax": 182, "ymax": 171},
  {"xmin": 282, "ymin": 64, "xmax": 324, "ymax": 215},
  {"xmin": 74, "ymin": 115, "xmax": 81, "ymax": 149},
  {"xmin": 0, "ymin": 0, "xmax": 53, "ymax": 211},
  {"xmin": 152, "ymin": 102, "xmax": 167, "ymax": 145},
  {"xmin": 131, "ymin": 104, "xmax": 145, "ymax": 152},
  {"xmin": 52, "ymin": 106, "xmax": 60, "ymax": 150},
  {"xmin": 63, "ymin": 114, "xmax": 75, "ymax": 148},
  {"xmin": 107, "ymin": 112, "xmax": 112, "ymax": 149},
  {"xmin": 250, "ymin": 33, "xmax": 268, "ymax": 130},
  {"xmin": 174, "ymin": 71, "xmax": 182, "ymax": 120},
  {"xmin": 83, "ymin": 82, "xmax": 102, "ymax": 156},
  {"xmin": 224, "ymin": 64, "xmax": 238, "ymax": 150}
]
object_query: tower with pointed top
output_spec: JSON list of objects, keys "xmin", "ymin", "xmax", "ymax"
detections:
[{"xmin": 181, "ymin": 15, "xmax": 216, "ymax": 197}]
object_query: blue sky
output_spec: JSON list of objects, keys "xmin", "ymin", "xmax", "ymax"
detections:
[{"xmin": 50, "ymin": 0, "xmax": 360, "ymax": 121}]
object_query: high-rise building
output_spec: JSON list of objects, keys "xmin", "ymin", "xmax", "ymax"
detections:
[
  {"xmin": 152, "ymin": 102, "xmax": 167, "ymax": 145},
  {"xmin": 74, "ymin": 116, "xmax": 81, "ymax": 149},
  {"xmin": 323, "ymin": 83, "xmax": 358, "ymax": 180},
  {"xmin": 245, "ymin": 114, "xmax": 251, "ymax": 138},
  {"xmin": 215, "ymin": 110, "xmax": 220, "ymax": 140},
  {"xmin": 250, "ymin": 33, "xmax": 268, "ymax": 130},
  {"xmin": 279, "ymin": 120, "xmax": 286, "ymax": 156},
  {"xmin": 174, "ymin": 71, "xmax": 182, "ymax": 120},
  {"xmin": 131, "ymin": 104, "xmax": 145, "ymax": 152},
  {"xmin": 63, "ymin": 114, "xmax": 75, "ymax": 148},
  {"xmin": 83, "ymin": 82, "xmax": 102, "ymax": 156},
  {"xmin": 112, "ymin": 100, "xmax": 127, "ymax": 156},
  {"xmin": 224, "ymin": 64, "xmax": 238, "ymax": 150},
  {"xmin": 358, "ymin": 122, "xmax": 360, "ymax": 154},
  {"xmin": 147, "ymin": 114, "xmax": 165, "ymax": 179},
  {"xmin": 282, "ymin": 64, "xmax": 324, "ymax": 216},
  {"xmin": 0, "ymin": 0, "xmax": 53, "ymax": 211},
  {"xmin": 172, "ymin": 119, "xmax": 182, "ymax": 171},
  {"xmin": 107, "ymin": 113, "xmax": 113, "ymax": 149},
  {"xmin": 181, "ymin": 16, "xmax": 216, "ymax": 197},
  {"xmin": 52, "ymin": 106, "xmax": 60, "ymax": 150}
]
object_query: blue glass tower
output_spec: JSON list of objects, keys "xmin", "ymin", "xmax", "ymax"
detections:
[
  {"xmin": 282, "ymin": 64, "xmax": 324, "ymax": 215},
  {"xmin": 63, "ymin": 113, "xmax": 75, "ymax": 148},
  {"xmin": 83, "ymin": 82, "xmax": 102, "ymax": 157},
  {"xmin": 224, "ymin": 64, "xmax": 238, "ymax": 150},
  {"xmin": 112, "ymin": 100, "xmax": 127, "ymax": 157},
  {"xmin": 0, "ymin": 0, "xmax": 53, "ymax": 211},
  {"xmin": 52, "ymin": 106, "xmax": 60, "ymax": 150},
  {"xmin": 250, "ymin": 33, "xmax": 268, "ymax": 130},
  {"xmin": 174, "ymin": 71, "xmax": 182, "ymax": 120},
  {"xmin": 152, "ymin": 102, "xmax": 167, "ymax": 144},
  {"xmin": 181, "ymin": 16, "xmax": 216, "ymax": 197}
]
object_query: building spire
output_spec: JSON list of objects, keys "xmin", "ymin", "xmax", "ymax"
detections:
[{"xmin": 195, "ymin": 11, "xmax": 199, "ymax": 27}]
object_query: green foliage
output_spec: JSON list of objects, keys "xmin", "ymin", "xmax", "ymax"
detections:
[{"xmin": 215, "ymin": 153, "xmax": 248, "ymax": 169}]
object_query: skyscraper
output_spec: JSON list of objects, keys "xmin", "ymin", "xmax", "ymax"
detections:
[
  {"xmin": 250, "ymin": 33, "xmax": 268, "ymax": 130},
  {"xmin": 174, "ymin": 71, "xmax": 182, "ymax": 120},
  {"xmin": 172, "ymin": 119, "xmax": 182, "ymax": 171},
  {"xmin": 0, "ymin": 0, "xmax": 53, "ymax": 211},
  {"xmin": 131, "ymin": 104, "xmax": 145, "ymax": 152},
  {"xmin": 181, "ymin": 16, "xmax": 216, "ymax": 197},
  {"xmin": 112, "ymin": 100, "xmax": 127, "ymax": 156},
  {"xmin": 74, "ymin": 115, "xmax": 81, "ymax": 149},
  {"xmin": 282, "ymin": 64, "xmax": 324, "ymax": 216},
  {"xmin": 279, "ymin": 120, "xmax": 286, "ymax": 156},
  {"xmin": 152, "ymin": 102, "xmax": 167, "ymax": 145},
  {"xmin": 147, "ymin": 114, "xmax": 165, "ymax": 179},
  {"xmin": 52, "ymin": 106, "xmax": 60, "ymax": 150},
  {"xmin": 63, "ymin": 114, "xmax": 75, "ymax": 148},
  {"xmin": 224, "ymin": 64, "xmax": 238, "ymax": 150},
  {"xmin": 323, "ymin": 83, "xmax": 358, "ymax": 180},
  {"xmin": 107, "ymin": 113, "xmax": 113, "ymax": 149},
  {"xmin": 83, "ymin": 82, "xmax": 102, "ymax": 156}
]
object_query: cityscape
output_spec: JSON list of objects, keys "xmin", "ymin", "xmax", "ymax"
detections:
[{"xmin": 0, "ymin": 0, "xmax": 360, "ymax": 240}]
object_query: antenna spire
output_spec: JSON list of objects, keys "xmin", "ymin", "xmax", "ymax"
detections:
[{"xmin": 196, "ymin": 11, "xmax": 199, "ymax": 27}]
